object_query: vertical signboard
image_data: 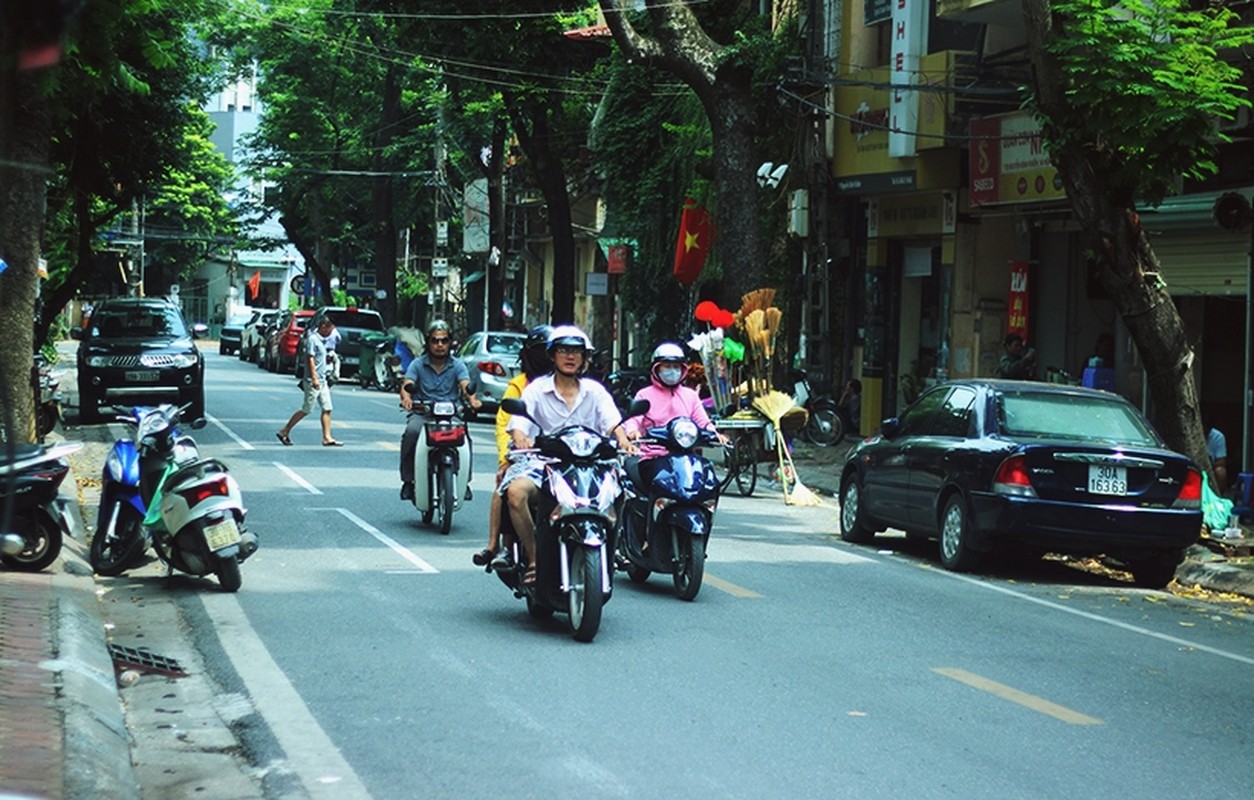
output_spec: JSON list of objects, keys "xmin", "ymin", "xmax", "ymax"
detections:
[
  {"xmin": 462, "ymin": 177, "xmax": 490, "ymax": 253},
  {"xmin": 889, "ymin": 0, "xmax": 929, "ymax": 158},
  {"xmin": 1007, "ymin": 260, "xmax": 1030, "ymax": 340}
]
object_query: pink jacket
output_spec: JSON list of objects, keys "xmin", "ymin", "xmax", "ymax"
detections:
[{"xmin": 624, "ymin": 380, "xmax": 716, "ymax": 460}]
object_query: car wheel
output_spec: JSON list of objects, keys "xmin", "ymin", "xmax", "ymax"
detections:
[
  {"xmin": 183, "ymin": 388, "xmax": 205, "ymax": 422},
  {"xmin": 938, "ymin": 494, "xmax": 982, "ymax": 572},
  {"xmin": 838, "ymin": 474, "xmax": 876, "ymax": 544},
  {"xmin": 1129, "ymin": 551, "xmax": 1183, "ymax": 589}
]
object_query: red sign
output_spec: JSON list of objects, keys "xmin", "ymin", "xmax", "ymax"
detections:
[
  {"xmin": 607, "ymin": 244, "xmax": 628, "ymax": 275},
  {"xmin": 1007, "ymin": 261, "xmax": 1030, "ymax": 341}
]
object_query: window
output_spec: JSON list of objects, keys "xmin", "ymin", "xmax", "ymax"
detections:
[
  {"xmin": 996, "ymin": 391, "xmax": 1159, "ymax": 446},
  {"xmin": 896, "ymin": 387, "xmax": 948, "ymax": 437},
  {"xmin": 934, "ymin": 386, "xmax": 977, "ymax": 438}
]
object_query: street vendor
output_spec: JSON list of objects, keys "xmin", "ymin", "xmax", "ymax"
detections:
[{"xmin": 624, "ymin": 342, "xmax": 728, "ymax": 483}]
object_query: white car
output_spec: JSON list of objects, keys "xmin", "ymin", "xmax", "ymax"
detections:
[
  {"xmin": 456, "ymin": 331, "xmax": 526, "ymax": 412},
  {"xmin": 240, "ymin": 309, "xmax": 281, "ymax": 364}
]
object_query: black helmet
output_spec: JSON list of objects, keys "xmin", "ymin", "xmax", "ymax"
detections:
[{"xmin": 525, "ymin": 324, "xmax": 553, "ymax": 351}]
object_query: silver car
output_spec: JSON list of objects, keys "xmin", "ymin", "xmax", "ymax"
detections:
[{"xmin": 456, "ymin": 331, "xmax": 526, "ymax": 411}]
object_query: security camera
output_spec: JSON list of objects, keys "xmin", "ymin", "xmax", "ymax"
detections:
[{"xmin": 756, "ymin": 161, "xmax": 788, "ymax": 189}]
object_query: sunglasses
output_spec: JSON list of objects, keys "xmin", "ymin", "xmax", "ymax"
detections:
[{"xmin": 430, "ymin": 337, "xmax": 450, "ymax": 344}]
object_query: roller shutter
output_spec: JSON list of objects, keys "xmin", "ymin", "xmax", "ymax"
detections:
[{"xmin": 1149, "ymin": 230, "xmax": 1249, "ymax": 297}]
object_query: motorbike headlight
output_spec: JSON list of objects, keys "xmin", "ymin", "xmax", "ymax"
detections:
[
  {"xmin": 560, "ymin": 429, "xmax": 600, "ymax": 458},
  {"xmin": 105, "ymin": 449, "xmax": 125, "ymax": 480},
  {"xmin": 670, "ymin": 418, "xmax": 700, "ymax": 449},
  {"xmin": 431, "ymin": 401, "xmax": 457, "ymax": 417}
]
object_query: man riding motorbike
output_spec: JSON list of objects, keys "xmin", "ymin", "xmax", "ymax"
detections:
[
  {"xmin": 472, "ymin": 324, "xmax": 552, "ymax": 569},
  {"xmin": 399, "ymin": 320, "xmax": 482, "ymax": 501},
  {"xmin": 503, "ymin": 325, "xmax": 635, "ymax": 585}
]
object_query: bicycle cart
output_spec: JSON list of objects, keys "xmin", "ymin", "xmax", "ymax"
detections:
[{"xmin": 714, "ymin": 414, "xmax": 769, "ymax": 497}]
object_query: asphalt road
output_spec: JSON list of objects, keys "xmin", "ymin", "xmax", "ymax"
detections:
[{"xmin": 94, "ymin": 351, "xmax": 1254, "ymax": 799}]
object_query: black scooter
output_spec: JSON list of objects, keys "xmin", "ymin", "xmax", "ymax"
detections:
[
  {"xmin": 0, "ymin": 440, "xmax": 83, "ymax": 571},
  {"xmin": 616, "ymin": 417, "xmax": 722, "ymax": 600}
]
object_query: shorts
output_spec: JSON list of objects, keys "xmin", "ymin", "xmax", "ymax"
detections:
[
  {"xmin": 300, "ymin": 379, "xmax": 333, "ymax": 414},
  {"xmin": 497, "ymin": 457, "xmax": 544, "ymax": 496}
]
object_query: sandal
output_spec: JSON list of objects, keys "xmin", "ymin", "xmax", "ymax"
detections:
[
  {"xmin": 522, "ymin": 566, "xmax": 537, "ymax": 586},
  {"xmin": 276, "ymin": 432, "xmax": 292, "ymax": 446},
  {"xmin": 472, "ymin": 548, "xmax": 495, "ymax": 567}
]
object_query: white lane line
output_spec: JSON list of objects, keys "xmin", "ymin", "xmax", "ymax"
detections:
[
  {"xmin": 205, "ymin": 413, "xmax": 254, "ymax": 450},
  {"xmin": 939, "ymin": 568, "xmax": 1254, "ymax": 666},
  {"xmin": 324, "ymin": 507, "xmax": 438, "ymax": 573},
  {"xmin": 199, "ymin": 593, "xmax": 372, "ymax": 800},
  {"xmin": 274, "ymin": 462, "xmax": 323, "ymax": 495}
]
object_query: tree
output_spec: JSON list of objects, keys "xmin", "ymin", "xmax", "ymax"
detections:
[{"xmin": 1021, "ymin": 0, "xmax": 1254, "ymax": 480}]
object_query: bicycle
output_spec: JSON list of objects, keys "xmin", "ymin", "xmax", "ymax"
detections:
[{"xmin": 714, "ymin": 416, "xmax": 765, "ymax": 497}]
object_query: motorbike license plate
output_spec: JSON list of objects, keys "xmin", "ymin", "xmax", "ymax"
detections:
[
  {"xmin": 125, "ymin": 370, "xmax": 160, "ymax": 382},
  {"xmin": 204, "ymin": 518, "xmax": 241, "ymax": 550},
  {"xmin": 1088, "ymin": 464, "xmax": 1127, "ymax": 495}
]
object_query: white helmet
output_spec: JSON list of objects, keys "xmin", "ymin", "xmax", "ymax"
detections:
[
  {"xmin": 651, "ymin": 341, "xmax": 688, "ymax": 387},
  {"xmin": 651, "ymin": 342, "xmax": 686, "ymax": 364},
  {"xmin": 547, "ymin": 324, "xmax": 593, "ymax": 353}
]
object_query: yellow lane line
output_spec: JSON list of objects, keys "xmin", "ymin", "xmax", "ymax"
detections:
[
  {"xmin": 378, "ymin": 441, "xmax": 400, "ymax": 451},
  {"xmin": 704, "ymin": 574, "xmax": 763, "ymax": 598},
  {"xmin": 932, "ymin": 668, "xmax": 1103, "ymax": 726}
]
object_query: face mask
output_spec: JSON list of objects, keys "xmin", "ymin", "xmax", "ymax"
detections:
[{"xmin": 657, "ymin": 366, "xmax": 683, "ymax": 387}]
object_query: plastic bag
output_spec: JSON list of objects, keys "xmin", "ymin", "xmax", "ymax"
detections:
[{"xmin": 1201, "ymin": 476, "xmax": 1233, "ymax": 532}]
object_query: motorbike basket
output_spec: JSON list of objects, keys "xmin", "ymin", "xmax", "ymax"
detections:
[{"xmin": 425, "ymin": 421, "xmax": 466, "ymax": 448}]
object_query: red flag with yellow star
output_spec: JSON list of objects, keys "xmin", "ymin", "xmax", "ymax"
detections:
[
  {"xmin": 672, "ymin": 199, "xmax": 714, "ymax": 286},
  {"xmin": 247, "ymin": 270, "xmax": 261, "ymax": 300}
]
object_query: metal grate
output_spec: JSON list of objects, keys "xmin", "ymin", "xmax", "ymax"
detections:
[{"xmin": 107, "ymin": 643, "xmax": 188, "ymax": 677}]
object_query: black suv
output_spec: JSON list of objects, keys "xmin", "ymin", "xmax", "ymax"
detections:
[
  {"xmin": 73, "ymin": 297, "xmax": 206, "ymax": 421},
  {"xmin": 310, "ymin": 306, "xmax": 386, "ymax": 380}
]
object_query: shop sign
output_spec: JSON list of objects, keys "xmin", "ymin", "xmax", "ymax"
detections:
[
  {"xmin": 969, "ymin": 112, "xmax": 1065, "ymax": 206},
  {"xmin": 1007, "ymin": 260, "xmax": 1030, "ymax": 340},
  {"xmin": 607, "ymin": 244, "xmax": 628, "ymax": 274},
  {"xmin": 865, "ymin": 0, "xmax": 891, "ymax": 25},
  {"xmin": 870, "ymin": 193, "xmax": 950, "ymax": 238}
]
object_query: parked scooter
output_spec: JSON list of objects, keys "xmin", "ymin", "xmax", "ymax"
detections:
[
  {"xmin": 0, "ymin": 440, "xmax": 83, "ymax": 571},
  {"xmin": 33, "ymin": 353, "xmax": 65, "ymax": 441},
  {"xmin": 616, "ymin": 417, "xmax": 722, "ymax": 600},
  {"xmin": 792, "ymin": 368, "xmax": 843, "ymax": 446},
  {"xmin": 401, "ymin": 392, "xmax": 471, "ymax": 534},
  {"xmin": 90, "ymin": 404, "xmax": 256, "ymax": 591},
  {"xmin": 493, "ymin": 397, "xmax": 647, "ymax": 642}
]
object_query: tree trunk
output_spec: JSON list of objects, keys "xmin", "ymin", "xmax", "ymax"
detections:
[
  {"xmin": 1021, "ymin": 0, "xmax": 1210, "ymax": 477},
  {"xmin": 0, "ymin": 55, "xmax": 51, "ymax": 445}
]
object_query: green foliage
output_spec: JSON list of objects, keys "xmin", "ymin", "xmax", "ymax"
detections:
[{"xmin": 1032, "ymin": 0, "xmax": 1254, "ymax": 206}]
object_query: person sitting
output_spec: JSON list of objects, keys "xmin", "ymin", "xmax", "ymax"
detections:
[
  {"xmin": 503, "ymin": 325, "xmax": 635, "ymax": 585},
  {"xmin": 1206, "ymin": 421, "xmax": 1229, "ymax": 495},
  {"xmin": 838, "ymin": 379, "xmax": 862, "ymax": 437},
  {"xmin": 472, "ymin": 324, "xmax": 551, "ymax": 569}
]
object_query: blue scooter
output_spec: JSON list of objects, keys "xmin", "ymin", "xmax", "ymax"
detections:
[{"xmin": 616, "ymin": 417, "xmax": 722, "ymax": 601}]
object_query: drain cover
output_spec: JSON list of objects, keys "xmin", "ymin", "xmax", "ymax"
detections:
[{"xmin": 107, "ymin": 643, "xmax": 188, "ymax": 677}]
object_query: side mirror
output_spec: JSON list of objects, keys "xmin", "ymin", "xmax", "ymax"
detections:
[
  {"xmin": 500, "ymin": 397, "xmax": 534, "ymax": 423},
  {"xmin": 880, "ymin": 418, "xmax": 900, "ymax": 438},
  {"xmin": 191, "ymin": 323, "xmax": 209, "ymax": 339},
  {"xmin": 625, "ymin": 398, "xmax": 651, "ymax": 419}
]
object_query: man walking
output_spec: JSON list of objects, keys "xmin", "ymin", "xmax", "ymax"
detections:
[{"xmin": 276, "ymin": 316, "xmax": 343, "ymax": 446}]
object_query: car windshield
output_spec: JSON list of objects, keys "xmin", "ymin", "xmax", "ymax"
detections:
[
  {"xmin": 485, "ymin": 335, "xmax": 523, "ymax": 355},
  {"xmin": 92, "ymin": 306, "xmax": 187, "ymax": 339},
  {"xmin": 324, "ymin": 310, "xmax": 384, "ymax": 330},
  {"xmin": 996, "ymin": 391, "xmax": 1159, "ymax": 446},
  {"xmin": 226, "ymin": 313, "xmax": 253, "ymax": 327}
]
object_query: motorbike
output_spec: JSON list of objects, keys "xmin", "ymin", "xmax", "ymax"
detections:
[
  {"xmin": 792, "ymin": 368, "xmax": 843, "ymax": 446},
  {"xmin": 90, "ymin": 403, "xmax": 256, "ymax": 591},
  {"xmin": 33, "ymin": 353, "xmax": 66, "ymax": 441},
  {"xmin": 402, "ymin": 392, "xmax": 471, "ymax": 535},
  {"xmin": 0, "ymin": 440, "xmax": 83, "ymax": 571},
  {"xmin": 616, "ymin": 417, "xmax": 722, "ymax": 600},
  {"xmin": 493, "ymin": 397, "xmax": 648, "ymax": 642}
]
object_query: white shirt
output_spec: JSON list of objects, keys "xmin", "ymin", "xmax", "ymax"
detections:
[{"xmin": 507, "ymin": 374, "xmax": 622, "ymax": 438}]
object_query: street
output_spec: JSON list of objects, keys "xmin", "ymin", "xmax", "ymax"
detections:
[{"xmin": 90, "ymin": 351, "xmax": 1254, "ymax": 800}]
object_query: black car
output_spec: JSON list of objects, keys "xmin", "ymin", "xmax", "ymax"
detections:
[
  {"xmin": 837, "ymin": 379, "xmax": 1202, "ymax": 588},
  {"xmin": 219, "ymin": 310, "xmax": 257, "ymax": 356},
  {"xmin": 310, "ymin": 306, "xmax": 385, "ymax": 379},
  {"xmin": 73, "ymin": 297, "xmax": 207, "ymax": 421}
]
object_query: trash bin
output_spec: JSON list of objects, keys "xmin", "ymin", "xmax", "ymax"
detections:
[{"xmin": 358, "ymin": 331, "xmax": 394, "ymax": 389}]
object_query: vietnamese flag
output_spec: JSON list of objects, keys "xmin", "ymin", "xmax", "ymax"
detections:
[
  {"xmin": 247, "ymin": 270, "xmax": 261, "ymax": 300},
  {"xmin": 672, "ymin": 199, "xmax": 714, "ymax": 286}
]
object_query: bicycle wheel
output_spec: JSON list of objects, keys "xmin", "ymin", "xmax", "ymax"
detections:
[{"xmin": 733, "ymin": 433, "xmax": 758, "ymax": 496}]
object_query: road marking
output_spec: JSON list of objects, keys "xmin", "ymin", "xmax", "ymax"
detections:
[
  {"xmin": 323, "ymin": 507, "xmax": 438, "ymax": 573},
  {"xmin": 704, "ymin": 574, "xmax": 762, "ymax": 598},
  {"xmin": 274, "ymin": 462, "xmax": 323, "ymax": 494},
  {"xmin": 938, "ymin": 569, "xmax": 1254, "ymax": 666},
  {"xmin": 932, "ymin": 667, "xmax": 1104, "ymax": 725},
  {"xmin": 205, "ymin": 413, "xmax": 254, "ymax": 450},
  {"xmin": 378, "ymin": 440, "xmax": 400, "ymax": 451},
  {"xmin": 200, "ymin": 593, "xmax": 372, "ymax": 799}
]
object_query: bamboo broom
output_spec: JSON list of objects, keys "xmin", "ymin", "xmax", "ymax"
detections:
[{"xmin": 751, "ymin": 390, "xmax": 823, "ymax": 506}]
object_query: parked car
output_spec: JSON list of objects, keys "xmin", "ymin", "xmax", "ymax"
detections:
[
  {"xmin": 310, "ymin": 306, "xmax": 386, "ymax": 380},
  {"xmin": 71, "ymin": 297, "xmax": 207, "ymax": 421},
  {"xmin": 219, "ymin": 311, "xmax": 256, "ymax": 356},
  {"xmin": 837, "ymin": 379, "xmax": 1202, "ymax": 588},
  {"xmin": 456, "ymin": 330, "xmax": 526, "ymax": 411},
  {"xmin": 240, "ymin": 309, "xmax": 280, "ymax": 364},
  {"xmin": 264, "ymin": 309, "xmax": 315, "ymax": 374}
]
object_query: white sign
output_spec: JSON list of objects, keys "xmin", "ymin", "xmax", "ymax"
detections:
[
  {"xmin": 889, "ymin": 0, "xmax": 929, "ymax": 158},
  {"xmin": 432, "ymin": 257, "xmax": 449, "ymax": 278},
  {"xmin": 585, "ymin": 273, "xmax": 609, "ymax": 296},
  {"xmin": 462, "ymin": 178, "xmax": 490, "ymax": 253}
]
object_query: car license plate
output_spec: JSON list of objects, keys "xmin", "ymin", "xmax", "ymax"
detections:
[
  {"xmin": 1088, "ymin": 464, "xmax": 1128, "ymax": 495},
  {"xmin": 125, "ymin": 370, "xmax": 159, "ymax": 382},
  {"xmin": 204, "ymin": 518, "xmax": 241, "ymax": 550}
]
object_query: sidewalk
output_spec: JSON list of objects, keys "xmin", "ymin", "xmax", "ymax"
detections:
[{"xmin": 786, "ymin": 436, "xmax": 1254, "ymax": 600}]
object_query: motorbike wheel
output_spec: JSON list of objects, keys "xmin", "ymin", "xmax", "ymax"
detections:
[
  {"xmin": 671, "ymin": 533, "xmax": 706, "ymax": 601},
  {"xmin": 215, "ymin": 555, "xmax": 242, "ymax": 592},
  {"xmin": 567, "ymin": 546, "xmax": 604, "ymax": 643},
  {"xmin": 0, "ymin": 514, "xmax": 63, "ymax": 572},
  {"xmin": 36, "ymin": 403, "xmax": 58, "ymax": 438},
  {"xmin": 437, "ymin": 465, "xmax": 454, "ymax": 535},
  {"xmin": 90, "ymin": 502, "xmax": 147, "ymax": 576},
  {"xmin": 803, "ymin": 403, "xmax": 843, "ymax": 447}
]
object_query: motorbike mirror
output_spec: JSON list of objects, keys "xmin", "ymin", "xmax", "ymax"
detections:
[
  {"xmin": 625, "ymin": 398, "xmax": 651, "ymax": 419},
  {"xmin": 499, "ymin": 397, "xmax": 534, "ymax": 423},
  {"xmin": 191, "ymin": 323, "xmax": 209, "ymax": 339}
]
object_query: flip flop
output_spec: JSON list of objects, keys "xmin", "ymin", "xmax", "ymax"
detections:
[
  {"xmin": 522, "ymin": 566, "xmax": 537, "ymax": 586},
  {"xmin": 276, "ymin": 432, "xmax": 292, "ymax": 446},
  {"xmin": 322, "ymin": 440, "xmax": 344, "ymax": 447}
]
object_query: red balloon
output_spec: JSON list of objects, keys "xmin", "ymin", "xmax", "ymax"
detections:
[
  {"xmin": 712, "ymin": 309, "xmax": 735, "ymax": 329},
  {"xmin": 694, "ymin": 300, "xmax": 718, "ymax": 322}
]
